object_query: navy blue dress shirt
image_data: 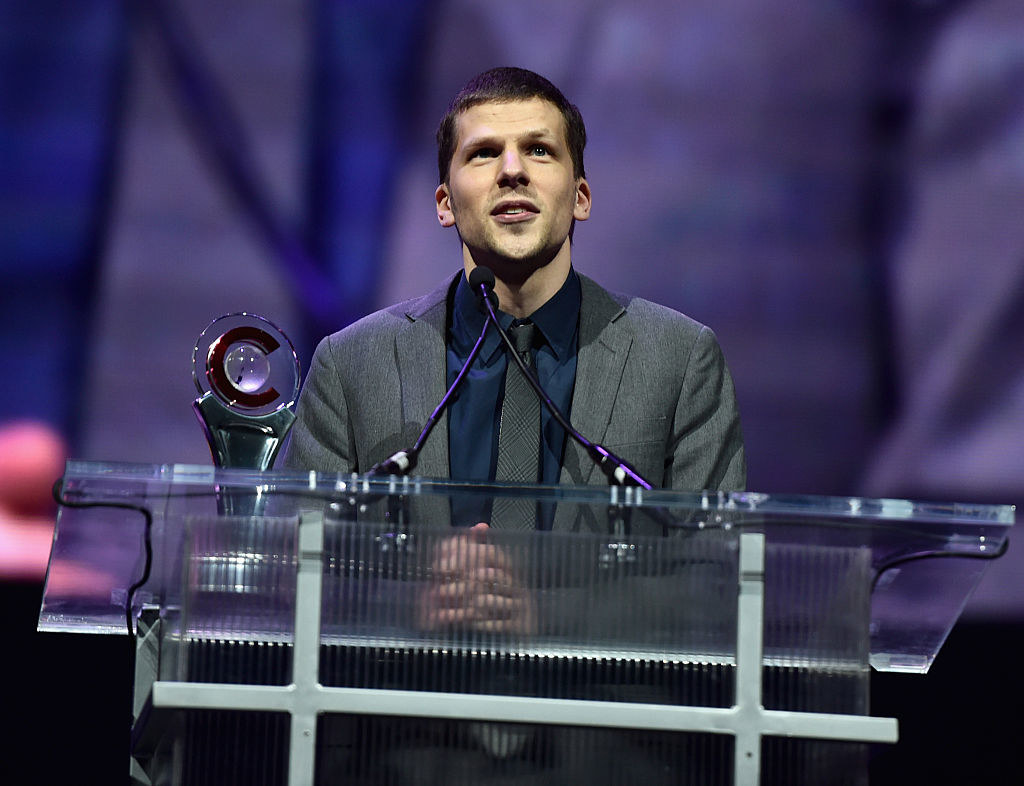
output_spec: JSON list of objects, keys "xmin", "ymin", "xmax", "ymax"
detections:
[{"xmin": 446, "ymin": 268, "xmax": 580, "ymax": 526}]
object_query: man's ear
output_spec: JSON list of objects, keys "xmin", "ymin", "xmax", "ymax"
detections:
[
  {"xmin": 436, "ymin": 183, "xmax": 456, "ymax": 227},
  {"xmin": 573, "ymin": 178, "xmax": 592, "ymax": 221}
]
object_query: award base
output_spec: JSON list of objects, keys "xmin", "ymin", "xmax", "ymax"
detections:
[{"xmin": 193, "ymin": 392, "xmax": 295, "ymax": 471}]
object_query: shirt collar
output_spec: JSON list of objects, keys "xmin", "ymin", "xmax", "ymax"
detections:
[
  {"xmin": 451, "ymin": 267, "xmax": 581, "ymax": 365},
  {"xmin": 526, "ymin": 267, "xmax": 580, "ymax": 360}
]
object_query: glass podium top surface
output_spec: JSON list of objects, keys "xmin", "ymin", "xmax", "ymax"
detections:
[{"xmin": 39, "ymin": 460, "xmax": 1014, "ymax": 674}]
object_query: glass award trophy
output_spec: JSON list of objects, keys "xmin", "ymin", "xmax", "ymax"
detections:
[{"xmin": 192, "ymin": 313, "xmax": 300, "ymax": 470}]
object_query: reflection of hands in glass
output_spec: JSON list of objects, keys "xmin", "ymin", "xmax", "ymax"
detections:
[{"xmin": 419, "ymin": 523, "xmax": 535, "ymax": 635}]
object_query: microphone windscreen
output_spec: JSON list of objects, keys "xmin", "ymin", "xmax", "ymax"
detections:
[{"xmin": 468, "ymin": 266, "xmax": 496, "ymax": 292}]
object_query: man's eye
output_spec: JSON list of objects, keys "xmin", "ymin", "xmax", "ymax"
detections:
[
  {"xmin": 471, "ymin": 148, "xmax": 497, "ymax": 159},
  {"xmin": 530, "ymin": 145, "xmax": 549, "ymax": 156}
]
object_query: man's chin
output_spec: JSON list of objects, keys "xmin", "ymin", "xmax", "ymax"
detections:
[
  {"xmin": 475, "ymin": 239, "xmax": 559, "ymax": 270},
  {"xmin": 481, "ymin": 254, "xmax": 549, "ymax": 284}
]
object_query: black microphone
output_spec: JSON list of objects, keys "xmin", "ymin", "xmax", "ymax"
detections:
[
  {"xmin": 468, "ymin": 265, "xmax": 498, "ymax": 312},
  {"xmin": 470, "ymin": 266, "xmax": 653, "ymax": 490},
  {"xmin": 367, "ymin": 273, "xmax": 494, "ymax": 477}
]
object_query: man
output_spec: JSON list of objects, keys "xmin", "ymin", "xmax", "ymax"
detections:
[
  {"xmin": 286, "ymin": 68, "xmax": 746, "ymax": 783},
  {"xmin": 283, "ymin": 67, "xmax": 745, "ymax": 504}
]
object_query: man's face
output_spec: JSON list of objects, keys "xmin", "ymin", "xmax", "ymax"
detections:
[{"xmin": 435, "ymin": 98, "xmax": 591, "ymax": 279}]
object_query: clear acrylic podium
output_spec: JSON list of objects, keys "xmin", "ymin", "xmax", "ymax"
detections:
[{"xmin": 39, "ymin": 461, "xmax": 1013, "ymax": 785}]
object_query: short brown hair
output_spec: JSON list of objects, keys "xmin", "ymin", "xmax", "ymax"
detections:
[{"xmin": 436, "ymin": 67, "xmax": 587, "ymax": 184}]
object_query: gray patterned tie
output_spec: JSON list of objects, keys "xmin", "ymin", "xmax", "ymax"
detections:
[{"xmin": 492, "ymin": 321, "xmax": 540, "ymax": 529}]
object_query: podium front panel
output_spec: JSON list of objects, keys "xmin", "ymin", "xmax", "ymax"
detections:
[{"xmin": 39, "ymin": 462, "xmax": 1013, "ymax": 785}]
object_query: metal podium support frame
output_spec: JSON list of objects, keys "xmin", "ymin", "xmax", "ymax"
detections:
[{"xmin": 143, "ymin": 514, "xmax": 898, "ymax": 786}]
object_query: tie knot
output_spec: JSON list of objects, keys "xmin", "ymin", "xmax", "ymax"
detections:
[{"xmin": 509, "ymin": 320, "xmax": 536, "ymax": 360}]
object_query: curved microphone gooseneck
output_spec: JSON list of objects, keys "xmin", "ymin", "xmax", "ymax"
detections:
[
  {"xmin": 367, "ymin": 288, "xmax": 492, "ymax": 477},
  {"xmin": 468, "ymin": 266, "xmax": 653, "ymax": 490}
]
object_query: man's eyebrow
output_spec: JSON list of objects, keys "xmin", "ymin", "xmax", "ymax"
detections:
[
  {"xmin": 459, "ymin": 128, "xmax": 558, "ymax": 149},
  {"xmin": 520, "ymin": 128, "xmax": 556, "ymax": 140},
  {"xmin": 459, "ymin": 134, "xmax": 499, "ymax": 150}
]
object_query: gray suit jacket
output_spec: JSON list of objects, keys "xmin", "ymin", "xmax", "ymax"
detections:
[{"xmin": 282, "ymin": 272, "xmax": 745, "ymax": 492}]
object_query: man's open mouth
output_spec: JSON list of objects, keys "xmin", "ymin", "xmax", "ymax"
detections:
[{"xmin": 492, "ymin": 201, "xmax": 539, "ymax": 216}]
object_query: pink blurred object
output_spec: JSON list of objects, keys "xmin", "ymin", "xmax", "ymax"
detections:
[{"xmin": 0, "ymin": 421, "xmax": 66, "ymax": 581}]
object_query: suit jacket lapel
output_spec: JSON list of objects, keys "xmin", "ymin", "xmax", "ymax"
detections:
[
  {"xmin": 560, "ymin": 274, "xmax": 632, "ymax": 488},
  {"xmin": 395, "ymin": 274, "xmax": 457, "ymax": 479}
]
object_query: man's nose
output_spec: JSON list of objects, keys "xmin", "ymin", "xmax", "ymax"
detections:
[{"xmin": 497, "ymin": 150, "xmax": 528, "ymax": 186}]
